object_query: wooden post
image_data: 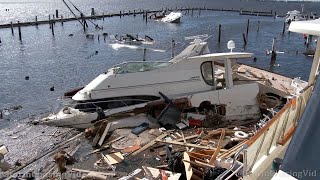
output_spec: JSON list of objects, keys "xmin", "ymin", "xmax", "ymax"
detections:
[
  {"xmin": 129, "ymin": 10, "xmax": 130, "ymax": 15},
  {"xmin": 49, "ymin": 15, "xmax": 51, "ymax": 28},
  {"xmin": 271, "ymin": 38, "xmax": 277, "ymax": 63},
  {"xmin": 120, "ymin": 11, "xmax": 122, "ymax": 18},
  {"xmin": 10, "ymin": 21, "xmax": 14, "ymax": 35},
  {"xmin": 274, "ymin": 11, "xmax": 277, "ymax": 20},
  {"xmin": 143, "ymin": 48, "xmax": 146, "ymax": 61},
  {"xmin": 56, "ymin": 9, "xmax": 59, "ymax": 18},
  {"xmin": 61, "ymin": 15, "xmax": 64, "ymax": 26},
  {"xmin": 35, "ymin": 16, "xmax": 38, "ymax": 26},
  {"xmin": 246, "ymin": 19, "xmax": 249, "ymax": 37},
  {"xmin": 257, "ymin": 21, "xmax": 260, "ymax": 32},
  {"xmin": 282, "ymin": 22, "xmax": 286, "ymax": 35},
  {"xmin": 242, "ymin": 33, "xmax": 247, "ymax": 46},
  {"xmin": 218, "ymin": 24, "xmax": 221, "ymax": 43},
  {"xmin": 191, "ymin": 8, "xmax": 194, "ymax": 17},
  {"xmin": 171, "ymin": 40, "xmax": 175, "ymax": 58},
  {"xmin": 198, "ymin": 8, "xmax": 201, "ymax": 16},
  {"xmin": 51, "ymin": 19, "xmax": 55, "ymax": 36},
  {"xmin": 18, "ymin": 21, "xmax": 22, "ymax": 41},
  {"xmin": 133, "ymin": 10, "xmax": 136, "ymax": 16},
  {"xmin": 91, "ymin": 8, "xmax": 95, "ymax": 17},
  {"xmin": 142, "ymin": 10, "xmax": 145, "ymax": 19},
  {"xmin": 145, "ymin": 11, "xmax": 148, "ymax": 23},
  {"xmin": 53, "ymin": 14, "xmax": 56, "ymax": 25},
  {"xmin": 102, "ymin": 13, "xmax": 104, "ymax": 21}
]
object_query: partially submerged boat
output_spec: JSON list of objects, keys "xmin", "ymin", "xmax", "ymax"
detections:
[
  {"xmin": 110, "ymin": 34, "xmax": 154, "ymax": 45},
  {"xmin": 155, "ymin": 12, "xmax": 182, "ymax": 23}
]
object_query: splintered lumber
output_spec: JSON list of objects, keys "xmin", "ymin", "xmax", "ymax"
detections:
[
  {"xmin": 88, "ymin": 136, "xmax": 125, "ymax": 155},
  {"xmin": 219, "ymin": 140, "xmax": 247, "ymax": 159},
  {"xmin": 181, "ymin": 130, "xmax": 189, "ymax": 151},
  {"xmin": 102, "ymin": 152, "xmax": 124, "ymax": 165},
  {"xmin": 187, "ymin": 152, "xmax": 212, "ymax": 159},
  {"xmin": 209, "ymin": 129, "xmax": 225, "ymax": 165},
  {"xmin": 183, "ymin": 160, "xmax": 206, "ymax": 168},
  {"xmin": 156, "ymin": 140, "xmax": 228, "ymax": 152},
  {"xmin": 183, "ymin": 152, "xmax": 193, "ymax": 180},
  {"xmin": 98, "ymin": 122, "xmax": 111, "ymax": 146},
  {"xmin": 173, "ymin": 134, "xmax": 198, "ymax": 142},
  {"xmin": 132, "ymin": 133, "xmax": 168, "ymax": 156},
  {"xmin": 71, "ymin": 168, "xmax": 116, "ymax": 176}
]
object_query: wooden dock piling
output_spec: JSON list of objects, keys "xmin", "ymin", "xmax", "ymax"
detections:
[
  {"xmin": 120, "ymin": 11, "xmax": 122, "ymax": 18},
  {"xmin": 48, "ymin": 15, "xmax": 51, "ymax": 28},
  {"xmin": 145, "ymin": 11, "xmax": 148, "ymax": 23},
  {"xmin": 35, "ymin": 16, "xmax": 38, "ymax": 26},
  {"xmin": 271, "ymin": 38, "xmax": 277, "ymax": 62},
  {"xmin": 171, "ymin": 40, "xmax": 175, "ymax": 57},
  {"xmin": 56, "ymin": 10, "xmax": 59, "ymax": 19},
  {"xmin": 218, "ymin": 24, "xmax": 221, "ymax": 43},
  {"xmin": 198, "ymin": 8, "xmax": 201, "ymax": 16},
  {"xmin": 143, "ymin": 48, "xmax": 146, "ymax": 61},
  {"xmin": 18, "ymin": 21, "xmax": 22, "ymax": 41},
  {"xmin": 10, "ymin": 21, "xmax": 14, "ymax": 35},
  {"xmin": 282, "ymin": 22, "xmax": 286, "ymax": 35},
  {"xmin": 51, "ymin": 19, "xmax": 55, "ymax": 36},
  {"xmin": 246, "ymin": 19, "xmax": 250, "ymax": 37},
  {"xmin": 61, "ymin": 15, "xmax": 64, "ymax": 26},
  {"xmin": 242, "ymin": 33, "xmax": 247, "ymax": 46},
  {"xmin": 257, "ymin": 21, "xmax": 260, "ymax": 32},
  {"xmin": 191, "ymin": 8, "xmax": 194, "ymax": 17},
  {"xmin": 91, "ymin": 8, "xmax": 95, "ymax": 17}
]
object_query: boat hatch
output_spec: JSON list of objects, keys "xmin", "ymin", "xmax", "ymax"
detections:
[{"xmin": 113, "ymin": 61, "xmax": 172, "ymax": 74}]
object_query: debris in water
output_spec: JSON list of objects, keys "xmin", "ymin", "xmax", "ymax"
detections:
[{"xmin": 50, "ymin": 86, "xmax": 55, "ymax": 91}]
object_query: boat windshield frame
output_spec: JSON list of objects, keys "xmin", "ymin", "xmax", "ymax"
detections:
[{"xmin": 111, "ymin": 61, "xmax": 172, "ymax": 74}]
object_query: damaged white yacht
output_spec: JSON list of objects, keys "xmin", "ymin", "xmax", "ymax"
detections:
[{"xmin": 36, "ymin": 37, "xmax": 307, "ymax": 129}]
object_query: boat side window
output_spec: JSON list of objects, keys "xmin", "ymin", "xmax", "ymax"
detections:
[{"xmin": 200, "ymin": 61, "xmax": 214, "ymax": 86}]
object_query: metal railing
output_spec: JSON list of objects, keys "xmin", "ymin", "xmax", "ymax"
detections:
[{"xmin": 242, "ymin": 85, "xmax": 313, "ymax": 178}]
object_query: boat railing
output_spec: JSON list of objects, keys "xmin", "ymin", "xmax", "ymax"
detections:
[
  {"xmin": 242, "ymin": 85, "xmax": 313, "ymax": 178},
  {"xmin": 66, "ymin": 98, "xmax": 151, "ymax": 112}
]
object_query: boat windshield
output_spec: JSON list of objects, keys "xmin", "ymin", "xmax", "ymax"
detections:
[{"xmin": 113, "ymin": 61, "xmax": 172, "ymax": 74}]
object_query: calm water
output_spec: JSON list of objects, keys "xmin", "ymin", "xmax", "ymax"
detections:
[{"xmin": 0, "ymin": 0, "xmax": 318, "ymax": 129}]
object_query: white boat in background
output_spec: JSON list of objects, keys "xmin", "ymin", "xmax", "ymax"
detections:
[
  {"xmin": 160, "ymin": 12, "xmax": 182, "ymax": 23},
  {"xmin": 285, "ymin": 10, "xmax": 306, "ymax": 23}
]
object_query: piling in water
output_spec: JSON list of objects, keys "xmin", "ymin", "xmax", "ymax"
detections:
[
  {"xmin": 282, "ymin": 22, "xmax": 286, "ymax": 35},
  {"xmin": 218, "ymin": 24, "xmax": 221, "ymax": 43},
  {"xmin": 246, "ymin": 19, "xmax": 250, "ymax": 37},
  {"xmin": 143, "ymin": 48, "xmax": 146, "ymax": 61},
  {"xmin": 56, "ymin": 10, "xmax": 59, "ymax": 18},
  {"xmin": 242, "ymin": 33, "xmax": 247, "ymax": 46},
  {"xmin": 35, "ymin": 16, "xmax": 38, "ymax": 26},
  {"xmin": 257, "ymin": 21, "xmax": 260, "ymax": 32},
  {"xmin": 18, "ymin": 21, "xmax": 22, "ymax": 41},
  {"xmin": 10, "ymin": 21, "xmax": 14, "ymax": 35},
  {"xmin": 271, "ymin": 38, "xmax": 277, "ymax": 63},
  {"xmin": 91, "ymin": 8, "xmax": 95, "ymax": 17}
]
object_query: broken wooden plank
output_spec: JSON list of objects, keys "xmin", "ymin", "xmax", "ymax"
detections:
[
  {"xmin": 132, "ymin": 133, "xmax": 168, "ymax": 156},
  {"xmin": 183, "ymin": 152, "xmax": 193, "ymax": 180},
  {"xmin": 173, "ymin": 134, "xmax": 198, "ymax": 142},
  {"xmin": 187, "ymin": 152, "xmax": 212, "ymax": 159},
  {"xmin": 98, "ymin": 122, "xmax": 111, "ymax": 146},
  {"xmin": 88, "ymin": 136, "xmax": 125, "ymax": 155},
  {"xmin": 181, "ymin": 130, "xmax": 189, "ymax": 151},
  {"xmin": 121, "ymin": 145, "xmax": 141, "ymax": 154},
  {"xmin": 71, "ymin": 168, "xmax": 116, "ymax": 176},
  {"xmin": 156, "ymin": 140, "xmax": 228, "ymax": 152},
  {"xmin": 102, "ymin": 152, "xmax": 124, "ymax": 165},
  {"xmin": 209, "ymin": 128, "xmax": 225, "ymax": 165}
]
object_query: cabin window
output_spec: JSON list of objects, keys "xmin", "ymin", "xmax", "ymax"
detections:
[{"xmin": 200, "ymin": 61, "xmax": 214, "ymax": 86}]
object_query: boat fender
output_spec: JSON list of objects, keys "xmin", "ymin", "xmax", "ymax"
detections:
[{"xmin": 234, "ymin": 131, "xmax": 249, "ymax": 139}]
